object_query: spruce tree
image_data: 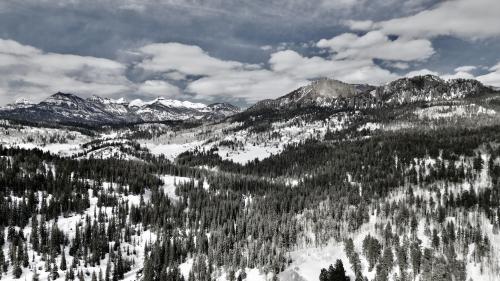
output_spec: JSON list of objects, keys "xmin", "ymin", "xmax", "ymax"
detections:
[
  {"xmin": 13, "ymin": 262, "xmax": 23, "ymax": 279},
  {"xmin": 60, "ymin": 247, "xmax": 67, "ymax": 271}
]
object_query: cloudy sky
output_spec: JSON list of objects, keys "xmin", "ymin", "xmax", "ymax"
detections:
[{"xmin": 1, "ymin": 0, "xmax": 500, "ymax": 107}]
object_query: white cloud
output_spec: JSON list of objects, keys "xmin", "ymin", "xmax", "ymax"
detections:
[
  {"xmin": 1, "ymin": 39, "xmax": 401, "ymax": 105},
  {"xmin": 0, "ymin": 39, "xmax": 40, "ymax": 56},
  {"xmin": 404, "ymin": 66, "xmax": 498, "ymax": 86},
  {"xmin": 343, "ymin": 20, "xmax": 374, "ymax": 31},
  {"xmin": 2, "ymin": 37, "xmax": 499, "ymax": 107},
  {"xmin": 187, "ymin": 69, "xmax": 306, "ymax": 102},
  {"xmin": 477, "ymin": 63, "xmax": 500, "ymax": 87},
  {"xmin": 260, "ymin": 45, "xmax": 273, "ymax": 51},
  {"xmin": 138, "ymin": 80, "xmax": 181, "ymax": 98},
  {"xmin": 0, "ymin": 39, "xmax": 132, "ymax": 104},
  {"xmin": 269, "ymin": 49, "xmax": 397, "ymax": 84},
  {"xmin": 136, "ymin": 42, "xmax": 252, "ymax": 77},
  {"xmin": 405, "ymin": 69, "xmax": 439, "ymax": 78},
  {"xmin": 454, "ymin": 66, "xmax": 476, "ymax": 73},
  {"xmin": 390, "ymin": 62, "xmax": 410, "ymax": 70},
  {"xmin": 134, "ymin": 43, "xmax": 399, "ymax": 102},
  {"xmin": 441, "ymin": 71, "xmax": 475, "ymax": 80},
  {"xmin": 317, "ymin": 31, "xmax": 434, "ymax": 61},
  {"xmin": 374, "ymin": 0, "xmax": 500, "ymax": 39}
]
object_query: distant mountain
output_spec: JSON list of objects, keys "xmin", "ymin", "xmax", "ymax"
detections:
[
  {"xmin": 206, "ymin": 103, "xmax": 241, "ymax": 119},
  {"xmin": 374, "ymin": 75, "xmax": 488, "ymax": 104},
  {"xmin": 248, "ymin": 75, "xmax": 493, "ymax": 113},
  {"xmin": 0, "ymin": 93, "xmax": 241, "ymax": 126},
  {"xmin": 1, "ymin": 75, "xmax": 494, "ymax": 126}
]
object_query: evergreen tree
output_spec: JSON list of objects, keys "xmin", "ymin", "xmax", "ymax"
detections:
[
  {"xmin": 52, "ymin": 263, "xmax": 60, "ymax": 280},
  {"xmin": 13, "ymin": 262, "xmax": 22, "ymax": 279},
  {"xmin": 60, "ymin": 247, "xmax": 67, "ymax": 271}
]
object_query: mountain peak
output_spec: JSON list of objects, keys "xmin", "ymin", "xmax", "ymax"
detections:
[
  {"xmin": 376, "ymin": 75, "xmax": 486, "ymax": 104},
  {"xmin": 151, "ymin": 97, "xmax": 206, "ymax": 109},
  {"xmin": 15, "ymin": 98, "xmax": 32, "ymax": 105},
  {"xmin": 88, "ymin": 95, "xmax": 128, "ymax": 105},
  {"xmin": 248, "ymin": 76, "xmax": 492, "ymax": 113},
  {"xmin": 41, "ymin": 92, "xmax": 85, "ymax": 106},
  {"xmin": 304, "ymin": 78, "xmax": 358, "ymax": 99},
  {"xmin": 88, "ymin": 95, "xmax": 106, "ymax": 103}
]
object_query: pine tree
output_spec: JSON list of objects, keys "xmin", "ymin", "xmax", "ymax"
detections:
[
  {"xmin": 52, "ymin": 263, "xmax": 60, "ymax": 280},
  {"xmin": 105, "ymin": 260, "xmax": 111, "ymax": 281},
  {"xmin": 68, "ymin": 267, "xmax": 75, "ymax": 280},
  {"xmin": 410, "ymin": 242, "xmax": 421, "ymax": 277},
  {"xmin": 23, "ymin": 244, "xmax": 29, "ymax": 267},
  {"xmin": 362, "ymin": 235, "xmax": 382, "ymax": 271},
  {"xmin": 60, "ymin": 247, "xmax": 67, "ymax": 271},
  {"xmin": 31, "ymin": 215, "xmax": 40, "ymax": 252},
  {"xmin": 13, "ymin": 262, "xmax": 23, "ymax": 279},
  {"xmin": 319, "ymin": 268, "xmax": 329, "ymax": 281},
  {"xmin": 0, "ymin": 248, "xmax": 6, "ymax": 273},
  {"xmin": 319, "ymin": 259, "xmax": 349, "ymax": 281},
  {"xmin": 332, "ymin": 259, "xmax": 349, "ymax": 281},
  {"xmin": 381, "ymin": 247, "xmax": 394, "ymax": 271}
]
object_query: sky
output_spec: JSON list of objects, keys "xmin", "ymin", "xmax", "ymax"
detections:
[{"xmin": 1, "ymin": 0, "xmax": 500, "ymax": 107}]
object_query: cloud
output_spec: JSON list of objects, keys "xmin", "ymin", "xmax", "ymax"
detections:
[
  {"xmin": 454, "ymin": 66, "xmax": 476, "ymax": 73},
  {"xmin": 441, "ymin": 71, "xmax": 475, "ymax": 80},
  {"xmin": 0, "ymin": 38, "xmax": 402, "ymax": 105},
  {"xmin": 137, "ymin": 80, "xmax": 181, "ymax": 98},
  {"xmin": 405, "ymin": 68, "xmax": 475, "ymax": 80},
  {"xmin": 477, "ymin": 63, "xmax": 500, "ymax": 87},
  {"xmin": 185, "ymin": 51, "xmax": 398, "ymax": 102},
  {"xmin": 187, "ymin": 70, "xmax": 306, "ymax": 102},
  {"xmin": 343, "ymin": 20, "xmax": 374, "ymax": 31},
  {"xmin": 132, "ymin": 42, "xmax": 400, "ymax": 102},
  {"xmin": 374, "ymin": 0, "xmax": 500, "ymax": 39},
  {"xmin": 317, "ymin": 31, "xmax": 434, "ymax": 61},
  {"xmin": 405, "ymin": 69, "xmax": 439, "ymax": 78},
  {"xmin": 390, "ymin": 62, "xmax": 410, "ymax": 70},
  {"xmin": 10, "ymin": 37, "xmax": 500, "ymax": 107},
  {"xmin": 404, "ymin": 65, "xmax": 500, "ymax": 87},
  {"xmin": 0, "ymin": 39, "xmax": 132, "ymax": 104},
  {"xmin": 269, "ymin": 49, "xmax": 398, "ymax": 84},
  {"xmin": 136, "ymin": 43, "xmax": 251, "ymax": 77}
]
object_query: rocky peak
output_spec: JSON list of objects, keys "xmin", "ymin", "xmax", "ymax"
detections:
[{"xmin": 376, "ymin": 75, "xmax": 486, "ymax": 104}]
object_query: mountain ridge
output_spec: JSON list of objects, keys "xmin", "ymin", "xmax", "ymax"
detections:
[
  {"xmin": 0, "ymin": 93, "xmax": 241, "ymax": 125},
  {"xmin": 1, "ymin": 75, "xmax": 497, "ymax": 126},
  {"xmin": 248, "ymin": 75, "xmax": 494, "ymax": 113}
]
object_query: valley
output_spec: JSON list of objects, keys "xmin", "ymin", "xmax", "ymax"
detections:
[{"xmin": 1, "ymin": 75, "xmax": 500, "ymax": 281}]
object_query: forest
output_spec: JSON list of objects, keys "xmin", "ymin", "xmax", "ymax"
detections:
[{"xmin": 1, "ymin": 123, "xmax": 500, "ymax": 281}]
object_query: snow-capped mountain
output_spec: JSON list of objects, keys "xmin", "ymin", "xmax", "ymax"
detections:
[
  {"xmin": 206, "ymin": 103, "xmax": 241, "ymax": 119},
  {"xmin": 0, "ymin": 75, "xmax": 494, "ymax": 126},
  {"xmin": 2, "ymin": 75, "xmax": 500, "ymax": 281},
  {"xmin": 374, "ymin": 75, "xmax": 488, "ymax": 104},
  {"xmin": 248, "ymin": 75, "xmax": 492, "ymax": 113},
  {"xmin": 134, "ymin": 97, "xmax": 210, "ymax": 121},
  {"xmin": 0, "ymin": 93, "xmax": 241, "ymax": 125},
  {"xmin": 2, "ymin": 98, "xmax": 35, "ymax": 110},
  {"xmin": 248, "ymin": 78, "xmax": 376, "ymax": 111}
]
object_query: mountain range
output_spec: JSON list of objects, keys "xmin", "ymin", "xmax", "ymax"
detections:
[
  {"xmin": 249, "ymin": 75, "xmax": 492, "ymax": 112},
  {"xmin": 0, "ymin": 93, "xmax": 240, "ymax": 125},
  {"xmin": 0, "ymin": 75, "xmax": 496, "ymax": 126},
  {"xmin": 2, "ymin": 75, "xmax": 500, "ymax": 281}
]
